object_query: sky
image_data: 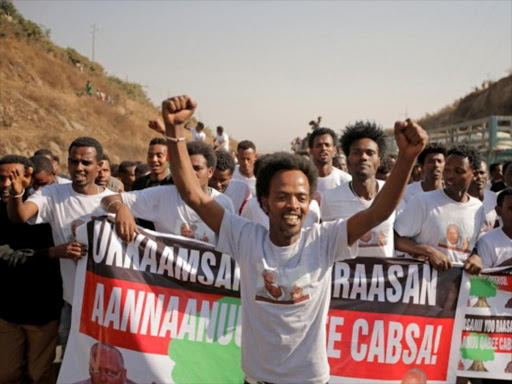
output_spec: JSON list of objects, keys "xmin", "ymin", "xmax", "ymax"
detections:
[{"xmin": 14, "ymin": 0, "xmax": 512, "ymax": 153}]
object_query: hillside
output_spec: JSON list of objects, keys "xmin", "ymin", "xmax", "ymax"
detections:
[
  {"xmin": 418, "ymin": 74, "xmax": 512, "ymax": 130},
  {"xmin": 0, "ymin": 2, "xmax": 234, "ymax": 165}
]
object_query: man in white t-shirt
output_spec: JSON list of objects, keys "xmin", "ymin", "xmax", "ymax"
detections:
[
  {"xmin": 190, "ymin": 121, "xmax": 206, "ymax": 142},
  {"xmin": 468, "ymin": 159, "xmax": 498, "ymax": 232},
  {"xmin": 321, "ymin": 121, "xmax": 395, "ymax": 257},
  {"xmin": 476, "ymin": 188, "xmax": 512, "ymax": 268},
  {"xmin": 395, "ymin": 145, "xmax": 485, "ymax": 273},
  {"xmin": 7, "ymin": 137, "xmax": 115, "ymax": 351},
  {"xmin": 232, "ymin": 140, "xmax": 257, "ymax": 196},
  {"xmin": 308, "ymin": 127, "xmax": 351, "ymax": 195},
  {"xmin": 140, "ymin": 95, "xmax": 426, "ymax": 384},
  {"xmin": 102, "ymin": 142, "xmax": 234, "ymax": 245},
  {"xmin": 402, "ymin": 143, "xmax": 446, "ymax": 205},
  {"xmin": 209, "ymin": 149, "xmax": 252, "ymax": 215},
  {"xmin": 213, "ymin": 126, "xmax": 229, "ymax": 151}
]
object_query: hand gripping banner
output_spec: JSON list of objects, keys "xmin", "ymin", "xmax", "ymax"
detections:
[{"xmin": 58, "ymin": 218, "xmax": 468, "ymax": 384}]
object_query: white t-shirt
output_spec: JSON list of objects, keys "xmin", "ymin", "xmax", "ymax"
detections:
[
  {"xmin": 216, "ymin": 213, "xmax": 357, "ymax": 384},
  {"xmin": 403, "ymin": 181, "xmax": 424, "ymax": 204},
  {"xmin": 316, "ymin": 167, "xmax": 351, "ymax": 194},
  {"xmin": 321, "ymin": 179, "xmax": 395, "ymax": 257},
  {"xmin": 215, "ymin": 133, "xmax": 229, "ymax": 151},
  {"xmin": 241, "ymin": 197, "xmax": 321, "ymax": 230},
  {"xmin": 395, "ymin": 189, "xmax": 486, "ymax": 263},
  {"xmin": 191, "ymin": 127, "xmax": 206, "ymax": 142},
  {"xmin": 224, "ymin": 179, "xmax": 252, "ymax": 215},
  {"xmin": 56, "ymin": 175, "xmax": 72, "ymax": 184},
  {"xmin": 481, "ymin": 189, "xmax": 498, "ymax": 232},
  {"xmin": 476, "ymin": 227, "xmax": 512, "ymax": 268},
  {"xmin": 27, "ymin": 183, "xmax": 114, "ymax": 304},
  {"xmin": 232, "ymin": 166, "xmax": 257, "ymax": 196},
  {"xmin": 121, "ymin": 185, "xmax": 234, "ymax": 244}
]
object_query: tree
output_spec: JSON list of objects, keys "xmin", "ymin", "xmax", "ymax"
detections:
[
  {"xmin": 461, "ymin": 333, "xmax": 495, "ymax": 371},
  {"xmin": 470, "ymin": 276, "xmax": 497, "ymax": 308}
]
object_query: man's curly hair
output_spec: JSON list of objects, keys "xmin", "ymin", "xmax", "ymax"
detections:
[
  {"xmin": 447, "ymin": 145, "xmax": 482, "ymax": 171},
  {"xmin": 418, "ymin": 143, "xmax": 447, "ymax": 165},
  {"xmin": 340, "ymin": 121, "xmax": 386, "ymax": 158},
  {"xmin": 256, "ymin": 152, "xmax": 318, "ymax": 207}
]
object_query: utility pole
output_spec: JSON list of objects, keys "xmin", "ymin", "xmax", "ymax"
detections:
[{"xmin": 90, "ymin": 24, "xmax": 99, "ymax": 62}]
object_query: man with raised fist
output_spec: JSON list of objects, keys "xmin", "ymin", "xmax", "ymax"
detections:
[{"xmin": 139, "ymin": 95, "xmax": 427, "ymax": 384}]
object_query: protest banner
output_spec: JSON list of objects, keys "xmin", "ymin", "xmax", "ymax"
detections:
[
  {"xmin": 457, "ymin": 268, "xmax": 512, "ymax": 380},
  {"xmin": 58, "ymin": 218, "xmax": 467, "ymax": 384}
]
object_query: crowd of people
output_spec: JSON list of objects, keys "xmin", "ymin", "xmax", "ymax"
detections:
[{"xmin": 1, "ymin": 94, "xmax": 510, "ymax": 384}]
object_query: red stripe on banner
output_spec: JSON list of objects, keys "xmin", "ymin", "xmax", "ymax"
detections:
[
  {"xmin": 461, "ymin": 331, "xmax": 512, "ymax": 354},
  {"xmin": 494, "ymin": 275, "xmax": 512, "ymax": 292},
  {"xmin": 326, "ymin": 310, "xmax": 454, "ymax": 381},
  {"xmin": 80, "ymin": 271, "xmax": 226, "ymax": 355}
]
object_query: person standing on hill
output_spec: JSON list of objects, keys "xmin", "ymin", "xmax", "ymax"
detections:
[{"xmin": 85, "ymin": 80, "xmax": 92, "ymax": 96}]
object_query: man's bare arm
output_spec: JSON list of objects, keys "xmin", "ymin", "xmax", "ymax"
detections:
[
  {"xmin": 394, "ymin": 231, "xmax": 453, "ymax": 271},
  {"xmin": 100, "ymin": 194, "xmax": 140, "ymax": 242},
  {"xmin": 347, "ymin": 120, "xmax": 427, "ymax": 246},
  {"xmin": 6, "ymin": 166, "xmax": 39, "ymax": 223},
  {"xmin": 162, "ymin": 96, "xmax": 225, "ymax": 235}
]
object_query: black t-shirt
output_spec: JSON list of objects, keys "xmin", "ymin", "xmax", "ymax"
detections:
[
  {"xmin": 131, "ymin": 172, "xmax": 173, "ymax": 191},
  {"xmin": 491, "ymin": 181, "xmax": 507, "ymax": 193},
  {"xmin": 0, "ymin": 197, "xmax": 63, "ymax": 325}
]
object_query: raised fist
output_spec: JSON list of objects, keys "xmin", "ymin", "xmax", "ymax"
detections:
[
  {"xmin": 161, "ymin": 95, "xmax": 197, "ymax": 127},
  {"xmin": 148, "ymin": 120, "xmax": 165, "ymax": 135},
  {"xmin": 394, "ymin": 119, "xmax": 428, "ymax": 160}
]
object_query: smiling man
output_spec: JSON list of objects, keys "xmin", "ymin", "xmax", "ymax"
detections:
[
  {"xmin": 131, "ymin": 137, "xmax": 173, "ymax": 190},
  {"xmin": 112, "ymin": 95, "xmax": 426, "ymax": 384},
  {"xmin": 6, "ymin": 137, "xmax": 114, "ymax": 351},
  {"xmin": 394, "ymin": 145, "xmax": 486, "ymax": 273}
]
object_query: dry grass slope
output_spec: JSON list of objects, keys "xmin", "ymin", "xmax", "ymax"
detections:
[
  {"xmin": 0, "ymin": 5, "xmax": 236, "ymax": 165},
  {"xmin": 418, "ymin": 74, "xmax": 512, "ymax": 130}
]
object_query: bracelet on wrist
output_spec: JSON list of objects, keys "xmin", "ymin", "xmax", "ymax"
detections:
[
  {"xmin": 10, "ymin": 188, "xmax": 25, "ymax": 199},
  {"xmin": 165, "ymin": 135, "xmax": 185, "ymax": 143}
]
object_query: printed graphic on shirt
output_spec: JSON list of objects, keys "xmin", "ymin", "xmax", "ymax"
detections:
[
  {"xmin": 255, "ymin": 264, "xmax": 311, "ymax": 304},
  {"xmin": 175, "ymin": 219, "xmax": 212, "ymax": 244},
  {"xmin": 358, "ymin": 229, "xmax": 388, "ymax": 248},
  {"xmin": 438, "ymin": 223, "xmax": 471, "ymax": 254}
]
